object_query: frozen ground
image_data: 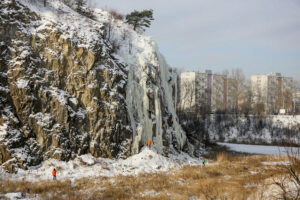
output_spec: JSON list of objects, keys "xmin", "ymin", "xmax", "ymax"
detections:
[
  {"xmin": 1, "ymin": 192, "xmax": 39, "ymax": 200},
  {"xmin": 218, "ymin": 142, "xmax": 300, "ymax": 155},
  {"xmin": 0, "ymin": 147, "xmax": 203, "ymax": 182}
]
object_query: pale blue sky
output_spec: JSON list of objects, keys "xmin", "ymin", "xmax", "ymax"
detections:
[{"xmin": 92, "ymin": 0, "xmax": 300, "ymax": 80}]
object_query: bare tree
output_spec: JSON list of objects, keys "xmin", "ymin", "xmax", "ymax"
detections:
[
  {"xmin": 228, "ymin": 68, "xmax": 247, "ymax": 114},
  {"xmin": 178, "ymin": 80, "xmax": 196, "ymax": 116},
  {"xmin": 238, "ymin": 80, "xmax": 252, "ymax": 115},
  {"xmin": 271, "ymin": 144, "xmax": 300, "ymax": 199},
  {"xmin": 253, "ymin": 102, "xmax": 265, "ymax": 116},
  {"xmin": 283, "ymin": 88, "xmax": 293, "ymax": 113},
  {"xmin": 221, "ymin": 69, "xmax": 229, "ymax": 77},
  {"xmin": 108, "ymin": 9, "xmax": 124, "ymax": 20},
  {"xmin": 293, "ymin": 79, "xmax": 300, "ymax": 92},
  {"xmin": 252, "ymin": 81, "xmax": 265, "ymax": 116}
]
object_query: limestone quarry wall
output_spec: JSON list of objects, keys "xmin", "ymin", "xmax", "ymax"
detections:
[{"xmin": 0, "ymin": 0, "xmax": 188, "ymax": 172}]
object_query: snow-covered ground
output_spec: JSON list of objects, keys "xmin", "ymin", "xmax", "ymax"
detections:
[
  {"xmin": 0, "ymin": 147, "xmax": 202, "ymax": 182},
  {"xmin": 3, "ymin": 193, "xmax": 23, "ymax": 200},
  {"xmin": 218, "ymin": 142, "xmax": 300, "ymax": 155},
  {"xmin": 271, "ymin": 115, "xmax": 300, "ymax": 129},
  {"xmin": 1, "ymin": 192, "xmax": 39, "ymax": 200}
]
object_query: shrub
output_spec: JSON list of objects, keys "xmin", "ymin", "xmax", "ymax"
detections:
[
  {"xmin": 125, "ymin": 9, "xmax": 154, "ymax": 31},
  {"xmin": 271, "ymin": 145, "xmax": 300, "ymax": 199},
  {"xmin": 109, "ymin": 9, "xmax": 124, "ymax": 20}
]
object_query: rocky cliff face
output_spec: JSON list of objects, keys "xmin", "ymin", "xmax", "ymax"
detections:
[{"xmin": 0, "ymin": 0, "xmax": 189, "ymax": 172}]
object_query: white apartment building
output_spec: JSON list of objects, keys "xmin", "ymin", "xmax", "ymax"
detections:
[
  {"xmin": 251, "ymin": 73, "xmax": 293, "ymax": 114},
  {"xmin": 179, "ymin": 70, "xmax": 237, "ymax": 114},
  {"xmin": 195, "ymin": 71, "xmax": 211, "ymax": 111},
  {"xmin": 179, "ymin": 71, "xmax": 211, "ymax": 114},
  {"xmin": 179, "ymin": 72, "xmax": 196, "ymax": 111}
]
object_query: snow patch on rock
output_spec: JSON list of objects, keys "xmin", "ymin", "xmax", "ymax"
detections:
[
  {"xmin": 16, "ymin": 79, "xmax": 29, "ymax": 88},
  {"xmin": 0, "ymin": 123, "xmax": 7, "ymax": 141}
]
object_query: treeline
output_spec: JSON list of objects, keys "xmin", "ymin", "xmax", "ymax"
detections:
[{"xmin": 208, "ymin": 114, "xmax": 300, "ymax": 146}]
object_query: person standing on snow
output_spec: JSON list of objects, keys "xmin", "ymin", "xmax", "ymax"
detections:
[
  {"xmin": 52, "ymin": 168, "xmax": 57, "ymax": 180},
  {"xmin": 202, "ymin": 157, "xmax": 206, "ymax": 166}
]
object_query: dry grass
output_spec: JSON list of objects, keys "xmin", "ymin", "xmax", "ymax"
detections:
[
  {"xmin": 216, "ymin": 152, "xmax": 229, "ymax": 163},
  {"xmin": 0, "ymin": 179, "xmax": 84, "ymax": 200},
  {"xmin": 0, "ymin": 154, "xmax": 293, "ymax": 200}
]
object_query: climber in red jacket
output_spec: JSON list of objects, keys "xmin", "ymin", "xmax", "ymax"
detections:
[{"xmin": 52, "ymin": 168, "xmax": 57, "ymax": 180}]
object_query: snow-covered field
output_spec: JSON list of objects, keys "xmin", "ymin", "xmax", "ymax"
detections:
[
  {"xmin": 0, "ymin": 147, "xmax": 202, "ymax": 182},
  {"xmin": 218, "ymin": 142, "xmax": 300, "ymax": 155}
]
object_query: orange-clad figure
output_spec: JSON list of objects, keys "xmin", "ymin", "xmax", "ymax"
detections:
[
  {"xmin": 147, "ymin": 140, "xmax": 151, "ymax": 148},
  {"xmin": 52, "ymin": 168, "xmax": 57, "ymax": 180}
]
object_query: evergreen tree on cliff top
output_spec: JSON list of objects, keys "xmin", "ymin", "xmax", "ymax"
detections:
[{"xmin": 125, "ymin": 9, "xmax": 154, "ymax": 31}]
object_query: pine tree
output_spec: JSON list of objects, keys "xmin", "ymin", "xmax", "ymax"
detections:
[{"xmin": 125, "ymin": 9, "xmax": 154, "ymax": 31}]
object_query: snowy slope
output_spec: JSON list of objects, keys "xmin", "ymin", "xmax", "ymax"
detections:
[
  {"xmin": 21, "ymin": 0, "xmax": 105, "ymax": 49},
  {"xmin": 0, "ymin": 147, "xmax": 202, "ymax": 181}
]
